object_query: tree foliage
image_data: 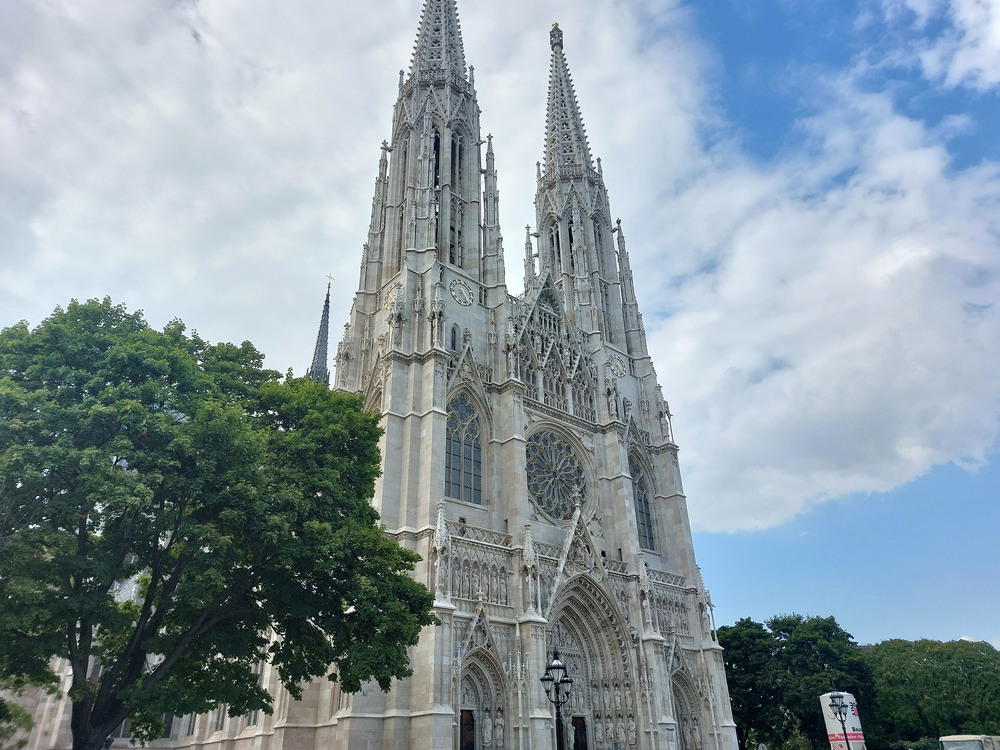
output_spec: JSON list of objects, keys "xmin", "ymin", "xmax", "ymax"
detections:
[
  {"xmin": 716, "ymin": 618, "xmax": 787, "ymax": 750},
  {"xmin": 720, "ymin": 614, "xmax": 1000, "ymax": 750},
  {"xmin": 0, "ymin": 299, "xmax": 435, "ymax": 750},
  {"xmin": 0, "ymin": 697, "xmax": 34, "ymax": 750},
  {"xmin": 718, "ymin": 615, "xmax": 874, "ymax": 750},
  {"xmin": 866, "ymin": 639, "xmax": 1000, "ymax": 742}
]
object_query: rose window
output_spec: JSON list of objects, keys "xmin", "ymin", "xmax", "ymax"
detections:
[{"xmin": 525, "ymin": 431, "xmax": 585, "ymax": 520}]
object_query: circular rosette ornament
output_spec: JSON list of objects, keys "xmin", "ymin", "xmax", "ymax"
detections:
[{"xmin": 525, "ymin": 430, "xmax": 586, "ymax": 520}]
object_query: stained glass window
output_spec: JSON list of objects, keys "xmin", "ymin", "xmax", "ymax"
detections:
[
  {"xmin": 445, "ymin": 394, "xmax": 482, "ymax": 504},
  {"xmin": 629, "ymin": 456, "xmax": 655, "ymax": 550},
  {"xmin": 525, "ymin": 431, "xmax": 585, "ymax": 520}
]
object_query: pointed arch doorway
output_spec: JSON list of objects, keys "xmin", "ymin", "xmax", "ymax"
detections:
[
  {"xmin": 458, "ymin": 649, "xmax": 509, "ymax": 750},
  {"xmin": 548, "ymin": 576, "xmax": 637, "ymax": 749}
]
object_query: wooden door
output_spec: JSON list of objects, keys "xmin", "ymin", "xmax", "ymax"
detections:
[
  {"xmin": 572, "ymin": 716, "xmax": 588, "ymax": 750},
  {"xmin": 460, "ymin": 709, "xmax": 475, "ymax": 750}
]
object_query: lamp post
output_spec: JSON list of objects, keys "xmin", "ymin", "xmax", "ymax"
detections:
[
  {"xmin": 541, "ymin": 648, "xmax": 574, "ymax": 750},
  {"xmin": 829, "ymin": 691, "xmax": 851, "ymax": 750}
]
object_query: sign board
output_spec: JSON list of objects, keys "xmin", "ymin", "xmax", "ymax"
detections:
[{"xmin": 819, "ymin": 692, "xmax": 866, "ymax": 750}]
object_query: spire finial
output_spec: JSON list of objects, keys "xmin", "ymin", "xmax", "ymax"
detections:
[
  {"xmin": 550, "ymin": 22, "xmax": 563, "ymax": 50},
  {"xmin": 409, "ymin": 0, "xmax": 468, "ymax": 78},
  {"xmin": 543, "ymin": 23, "xmax": 593, "ymax": 172}
]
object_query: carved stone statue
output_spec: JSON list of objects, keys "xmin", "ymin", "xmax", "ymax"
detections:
[{"xmin": 482, "ymin": 710, "xmax": 492, "ymax": 745}]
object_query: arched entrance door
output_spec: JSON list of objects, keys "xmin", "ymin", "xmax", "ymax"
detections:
[
  {"xmin": 672, "ymin": 677, "xmax": 705, "ymax": 750},
  {"xmin": 459, "ymin": 650, "xmax": 508, "ymax": 750},
  {"xmin": 548, "ymin": 576, "xmax": 636, "ymax": 749}
]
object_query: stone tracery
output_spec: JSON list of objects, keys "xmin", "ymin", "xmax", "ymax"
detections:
[{"xmin": 525, "ymin": 430, "xmax": 586, "ymax": 520}]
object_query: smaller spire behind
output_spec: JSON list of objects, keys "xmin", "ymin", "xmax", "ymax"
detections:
[{"xmin": 306, "ymin": 280, "xmax": 332, "ymax": 386}]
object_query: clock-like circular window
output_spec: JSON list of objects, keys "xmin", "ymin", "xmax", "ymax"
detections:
[{"xmin": 525, "ymin": 430, "xmax": 586, "ymax": 520}]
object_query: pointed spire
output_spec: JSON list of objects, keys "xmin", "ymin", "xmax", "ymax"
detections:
[
  {"xmin": 543, "ymin": 24, "xmax": 593, "ymax": 175},
  {"xmin": 409, "ymin": 0, "xmax": 468, "ymax": 79},
  {"xmin": 306, "ymin": 282, "xmax": 331, "ymax": 385}
]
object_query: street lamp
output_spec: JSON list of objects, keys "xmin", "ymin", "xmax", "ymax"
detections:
[
  {"xmin": 541, "ymin": 648, "xmax": 574, "ymax": 750},
  {"xmin": 829, "ymin": 691, "xmax": 851, "ymax": 750}
]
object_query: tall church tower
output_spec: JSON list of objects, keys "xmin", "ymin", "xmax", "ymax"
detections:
[
  {"xmin": 15, "ymin": 5, "xmax": 735, "ymax": 750},
  {"xmin": 328, "ymin": 3, "xmax": 738, "ymax": 749}
]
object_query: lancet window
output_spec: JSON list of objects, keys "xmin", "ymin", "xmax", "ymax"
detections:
[
  {"xmin": 445, "ymin": 393, "xmax": 482, "ymax": 504},
  {"xmin": 433, "ymin": 130, "xmax": 441, "ymax": 189},
  {"xmin": 629, "ymin": 455, "xmax": 655, "ymax": 550},
  {"xmin": 449, "ymin": 200, "xmax": 463, "ymax": 266},
  {"xmin": 451, "ymin": 133, "xmax": 464, "ymax": 191},
  {"xmin": 548, "ymin": 221, "xmax": 561, "ymax": 270}
]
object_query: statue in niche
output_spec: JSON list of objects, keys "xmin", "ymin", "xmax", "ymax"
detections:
[
  {"xmin": 593, "ymin": 715, "xmax": 604, "ymax": 745},
  {"xmin": 495, "ymin": 712, "xmax": 504, "ymax": 746},
  {"xmin": 617, "ymin": 717, "xmax": 627, "ymax": 745},
  {"xmin": 606, "ymin": 384, "xmax": 619, "ymax": 418},
  {"xmin": 434, "ymin": 551, "xmax": 448, "ymax": 598},
  {"xmin": 461, "ymin": 679, "xmax": 476, "ymax": 706},
  {"xmin": 614, "ymin": 684, "xmax": 622, "ymax": 712},
  {"xmin": 605, "ymin": 718, "xmax": 615, "ymax": 748},
  {"xmin": 482, "ymin": 709, "xmax": 493, "ymax": 745},
  {"xmin": 627, "ymin": 715, "xmax": 637, "ymax": 746}
]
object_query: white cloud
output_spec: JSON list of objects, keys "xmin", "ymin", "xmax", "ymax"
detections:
[
  {"xmin": 1, "ymin": 0, "xmax": 998, "ymax": 534},
  {"xmin": 882, "ymin": 0, "xmax": 1000, "ymax": 89},
  {"xmin": 644, "ymin": 72, "xmax": 1000, "ymax": 530}
]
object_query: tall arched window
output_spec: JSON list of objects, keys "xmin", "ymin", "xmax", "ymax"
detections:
[
  {"xmin": 446, "ymin": 394, "xmax": 482, "ymax": 504},
  {"xmin": 629, "ymin": 455, "xmax": 655, "ymax": 550}
]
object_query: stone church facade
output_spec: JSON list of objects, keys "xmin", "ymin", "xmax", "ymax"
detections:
[{"xmin": 21, "ymin": 2, "xmax": 737, "ymax": 750}]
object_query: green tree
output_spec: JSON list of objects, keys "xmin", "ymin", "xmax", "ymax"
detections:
[
  {"xmin": 718, "ymin": 615, "xmax": 874, "ymax": 750},
  {"xmin": 717, "ymin": 618, "xmax": 786, "ymax": 750},
  {"xmin": 0, "ymin": 299, "xmax": 435, "ymax": 750},
  {"xmin": 768, "ymin": 614, "xmax": 874, "ymax": 750},
  {"xmin": 0, "ymin": 697, "xmax": 34, "ymax": 750},
  {"xmin": 866, "ymin": 639, "xmax": 1000, "ymax": 743}
]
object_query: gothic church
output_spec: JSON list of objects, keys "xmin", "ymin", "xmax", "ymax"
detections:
[{"xmin": 23, "ymin": 1, "xmax": 737, "ymax": 749}]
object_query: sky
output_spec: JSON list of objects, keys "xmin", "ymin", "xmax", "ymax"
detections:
[{"xmin": 2, "ymin": 0, "xmax": 998, "ymax": 649}]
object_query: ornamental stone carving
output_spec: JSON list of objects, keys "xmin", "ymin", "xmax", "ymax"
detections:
[{"xmin": 525, "ymin": 430, "xmax": 585, "ymax": 520}]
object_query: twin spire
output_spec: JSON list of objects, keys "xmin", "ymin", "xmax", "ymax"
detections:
[
  {"xmin": 309, "ymin": 4, "xmax": 610, "ymax": 378},
  {"xmin": 543, "ymin": 23, "xmax": 593, "ymax": 175},
  {"xmin": 409, "ymin": 0, "xmax": 468, "ymax": 79}
]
